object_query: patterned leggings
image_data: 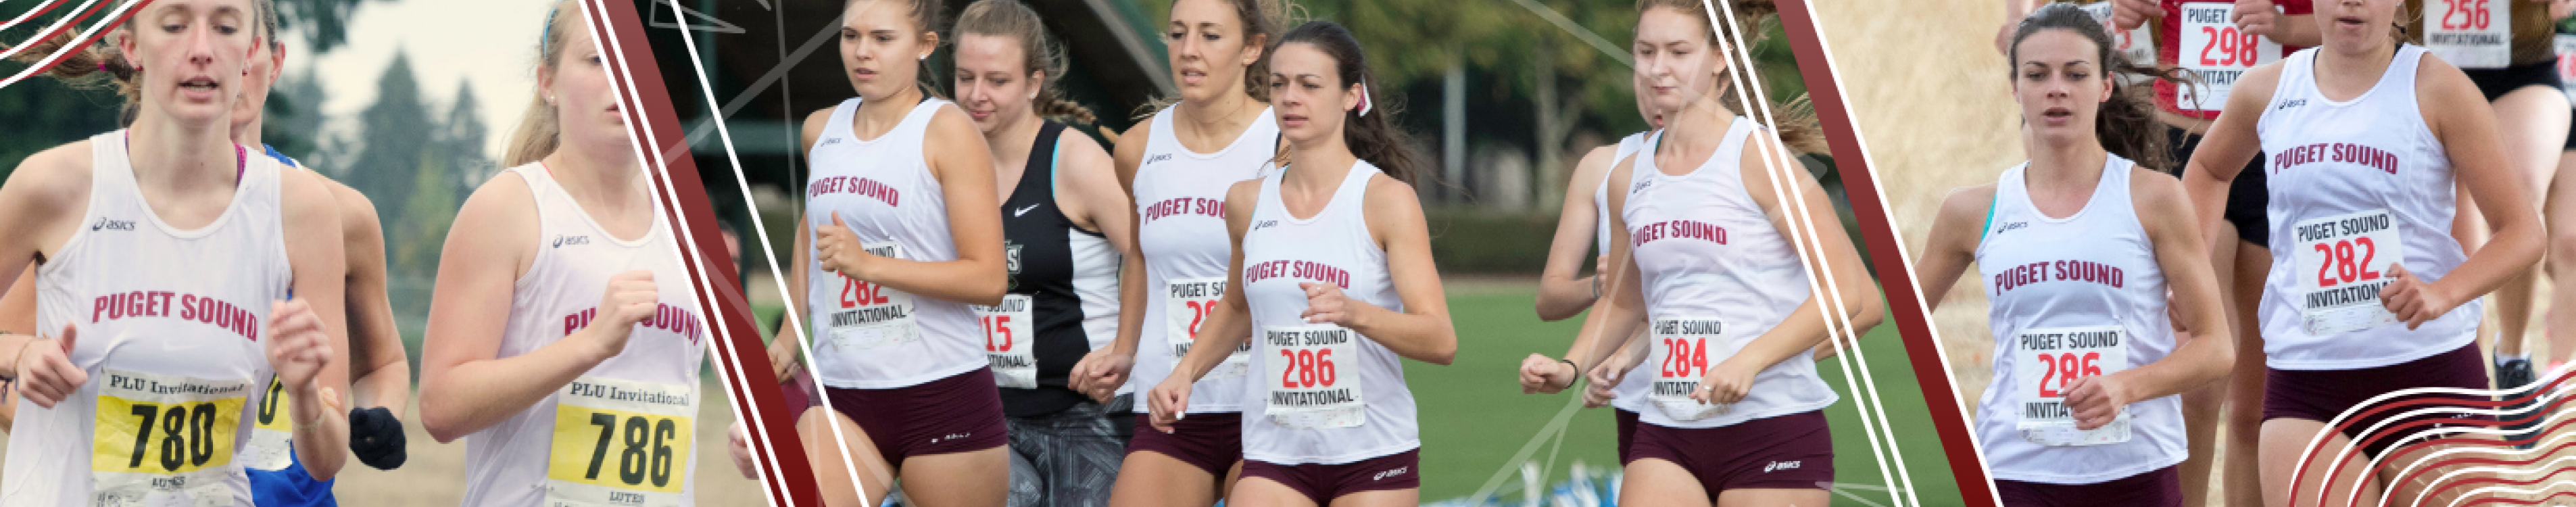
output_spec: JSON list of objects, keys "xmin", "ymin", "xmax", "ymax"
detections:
[{"xmin": 1005, "ymin": 395, "xmax": 1134, "ymax": 507}]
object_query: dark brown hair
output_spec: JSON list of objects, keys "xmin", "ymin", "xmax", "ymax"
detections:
[
  {"xmin": 955, "ymin": 0, "xmax": 1095, "ymax": 124},
  {"xmin": 1275, "ymin": 20, "xmax": 1428, "ymax": 186},
  {"xmin": 2008, "ymin": 2, "xmax": 2193, "ymax": 174},
  {"xmin": 1634, "ymin": 0, "xmax": 1826, "ymax": 154}
]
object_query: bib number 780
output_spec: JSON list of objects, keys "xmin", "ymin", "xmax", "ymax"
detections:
[{"xmin": 120, "ymin": 402, "xmax": 223, "ymax": 472}]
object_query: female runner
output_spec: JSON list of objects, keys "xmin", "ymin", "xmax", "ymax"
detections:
[
  {"xmin": 2178, "ymin": 0, "xmax": 2542, "ymax": 503},
  {"xmin": 0, "ymin": 0, "xmax": 354, "ymax": 504},
  {"xmin": 2385, "ymin": 0, "xmax": 2574, "ymax": 437},
  {"xmin": 1064, "ymin": 0, "xmax": 1289, "ymax": 505},
  {"xmin": 1535, "ymin": 1, "xmax": 1881, "ymax": 505},
  {"xmin": 1145, "ymin": 20, "xmax": 1457, "ymax": 506},
  {"xmin": 951, "ymin": 1, "xmax": 1136, "ymax": 505},
  {"xmin": 767, "ymin": 0, "xmax": 1008, "ymax": 504},
  {"xmin": 417, "ymin": 2, "xmax": 725, "ymax": 505},
  {"xmin": 1920, "ymin": 5, "xmax": 2236, "ymax": 505}
]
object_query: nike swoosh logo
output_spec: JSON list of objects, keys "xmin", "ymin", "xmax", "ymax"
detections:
[{"xmin": 1014, "ymin": 203, "xmax": 1042, "ymax": 217}]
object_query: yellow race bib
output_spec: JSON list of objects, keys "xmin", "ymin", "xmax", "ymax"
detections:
[
  {"xmin": 546, "ymin": 376, "xmax": 694, "ymax": 507},
  {"xmin": 91, "ymin": 370, "xmax": 251, "ymax": 507},
  {"xmin": 243, "ymin": 377, "xmax": 295, "ymax": 472}
]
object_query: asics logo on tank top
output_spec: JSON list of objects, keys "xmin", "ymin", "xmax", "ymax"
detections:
[
  {"xmin": 809, "ymin": 175, "xmax": 902, "ymax": 206},
  {"xmin": 93, "ymin": 291, "xmax": 262, "ymax": 341},
  {"xmin": 2275, "ymin": 99, "xmax": 2308, "ymax": 111},
  {"xmin": 91, "ymin": 217, "xmax": 137, "ymax": 231},
  {"xmin": 2271, "ymin": 143, "xmax": 2401, "ymax": 174},
  {"xmin": 1144, "ymin": 153, "xmax": 1173, "ymax": 166},
  {"xmin": 1994, "ymin": 260, "xmax": 2129, "ymax": 293},
  {"xmin": 562, "ymin": 303, "xmax": 707, "ymax": 345},
  {"xmin": 1993, "ymin": 221, "xmax": 2028, "ymax": 236},
  {"xmin": 551, "ymin": 235, "xmax": 591, "ymax": 248},
  {"xmin": 1142, "ymin": 196, "xmax": 1225, "ymax": 224},
  {"xmin": 1630, "ymin": 220, "xmax": 1728, "ymax": 247},
  {"xmin": 1252, "ymin": 220, "xmax": 1278, "ymax": 232},
  {"xmin": 1243, "ymin": 260, "xmax": 1350, "ymax": 289}
]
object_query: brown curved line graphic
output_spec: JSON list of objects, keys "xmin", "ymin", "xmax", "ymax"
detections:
[{"xmin": 2291, "ymin": 366, "xmax": 2576, "ymax": 507}]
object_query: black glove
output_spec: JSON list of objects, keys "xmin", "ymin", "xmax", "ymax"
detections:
[{"xmin": 348, "ymin": 406, "xmax": 408, "ymax": 470}]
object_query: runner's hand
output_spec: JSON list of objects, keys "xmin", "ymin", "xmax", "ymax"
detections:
[
  {"xmin": 1584, "ymin": 359, "xmax": 1626, "ymax": 408},
  {"xmin": 2060, "ymin": 372, "xmax": 2136, "ymax": 430},
  {"xmin": 1519, "ymin": 354, "xmax": 1578, "ymax": 394},
  {"xmin": 1299, "ymin": 283, "xmax": 1356, "ymax": 326},
  {"xmin": 2110, "ymin": 0, "xmax": 2157, "ymax": 29},
  {"xmin": 814, "ymin": 212, "xmax": 881, "ymax": 279},
  {"xmin": 767, "ymin": 336, "xmax": 801, "ymax": 381},
  {"xmin": 14, "ymin": 324, "xmax": 85, "ymax": 409},
  {"xmin": 266, "ymin": 299, "xmax": 333, "ymax": 392},
  {"xmin": 1145, "ymin": 377, "xmax": 1194, "ymax": 433},
  {"xmin": 1691, "ymin": 358, "xmax": 1759, "ymax": 406},
  {"xmin": 2234, "ymin": 0, "xmax": 2283, "ymax": 40},
  {"xmin": 2379, "ymin": 264, "xmax": 2456, "ymax": 329},
  {"xmin": 589, "ymin": 270, "xmax": 659, "ymax": 357},
  {"xmin": 1070, "ymin": 346, "xmax": 1134, "ymax": 404},
  {"xmin": 729, "ymin": 422, "xmax": 761, "ymax": 479}
]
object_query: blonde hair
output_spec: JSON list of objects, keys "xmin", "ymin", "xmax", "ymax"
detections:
[
  {"xmin": 7, "ymin": 0, "xmax": 278, "ymax": 126},
  {"xmin": 504, "ymin": 0, "xmax": 581, "ymax": 167},
  {"xmin": 1634, "ymin": 0, "xmax": 1826, "ymax": 154}
]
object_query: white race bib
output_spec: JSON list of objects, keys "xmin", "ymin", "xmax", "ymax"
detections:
[
  {"xmin": 2012, "ymin": 326, "xmax": 2133, "ymax": 446},
  {"xmin": 2423, "ymin": 0, "xmax": 2510, "ymax": 68},
  {"xmin": 1646, "ymin": 318, "xmax": 1730, "ymax": 421},
  {"xmin": 2079, "ymin": 1, "xmax": 2158, "ymax": 74},
  {"xmin": 1166, "ymin": 277, "xmax": 1248, "ymax": 379},
  {"xmin": 2291, "ymin": 210, "xmax": 2404, "ymax": 335},
  {"xmin": 1262, "ymin": 324, "xmax": 1364, "ymax": 429},
  {"xmin": 91, "ymin": 370, "xmax": 253, "ymax": 507},
  {"xmin": 243, "ymin": 377, "xmax": 294, "ymax": 472},
  {"xmin": 827, "ymin": 242, "xmax": 920, "ymax": 350},
  {"xmin": 2554, "ymin": 34, "xmax": 2576, "ymax": 104},
  {"xmin": 546, "ymin": 377, "xmax": 695, "ymax": 507},
  {"xmin": 976, "ymin": 294, "xmax": 1037, "ymax": 389},
  {"xmin": 2177, "ymin": 3, "xmax": 2284, "ymax": 112}
]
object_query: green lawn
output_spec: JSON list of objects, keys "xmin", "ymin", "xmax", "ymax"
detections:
[
  {"xmin": 1416, "ymin": 291, "xmax": 1962, "ymax": 506},
  {"xmin": 756, "ymin": 289, "xmax": 1968, "ymax": 506}
]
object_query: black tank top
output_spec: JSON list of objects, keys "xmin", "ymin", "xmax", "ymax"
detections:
[{"xmin": 997, "ymin": 121, "xmax": 1120, "ymax": 416}]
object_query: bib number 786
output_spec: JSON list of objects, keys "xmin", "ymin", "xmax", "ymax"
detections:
[{"xmin": 581, "ymin": 413, "xmax": 679, "ymax": 489}]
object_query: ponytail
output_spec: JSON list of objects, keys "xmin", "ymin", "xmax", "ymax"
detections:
[{"xmin": 504, "ymin": 0, "xmax": 580, "ymax": 166}]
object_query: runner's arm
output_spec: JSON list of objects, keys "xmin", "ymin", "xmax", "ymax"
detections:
[
  {"xmin": 1351, "ymin": 175, "xmax": 1457, "ymax": 365},
  {"xmin": 331, "ymin": 185, "xmax": 410, "ymax": 412},
  {"xmin": 2097, "ymin": 172, "xmax": 2235, "ymax": 406},
  {"xmin": 1536, "ymin": 146, "xmax": 1615, "ymax": 322},
  {"xmin": 1918, "ymin": 185, "xmax": 1997, "ymax": 310},
  {"xmin": 1164, "ymin": 180, "xmax": 1263, "ymax": 384},
  {"xmin": 278, "ymin": 170, "xmax": 354, "ymax": 480},
  {"xmin": 828, "ymin": 106, "xmax": 1006, "ymax": 306},
  {"xmin": 1067, "ymin": 126, "xmax": 1145, "ymax": 401},
  {"xmin": 2179, "ymin": 63, "xmax": 2277, "ymax": 259},
  {"xmin": 418, "ymin": 174, "xmax": 616, "ymax": 443},
  {"xmin": 1721, "ymin": 135, "xmax": 1878, "ymax": 374},
  {"xmin": 1565, "ymin": 158, "xmax": 1653, "ymax": 375},
  {"xmin": 2404, "ymin": 57, "xmax": 2544, "ymax": 321}
]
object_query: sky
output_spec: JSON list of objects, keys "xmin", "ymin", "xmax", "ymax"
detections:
[{"xmin": 295, "ymin": 0, "xmax": 558, "ymax": 161}]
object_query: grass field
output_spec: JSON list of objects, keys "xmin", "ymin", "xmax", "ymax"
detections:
[{"xmin": 756, "ymin": 279, "xmax": 1966, "ymax": 506}]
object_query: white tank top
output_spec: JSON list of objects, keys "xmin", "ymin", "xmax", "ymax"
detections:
[
  {"xmin": 803, "ymin": 97, "xmax": 984, "ymax": 389},
  {"xmin": 1, "ymin": 131, "xmax": 290, "ymax": 507},
  {"xmin": 2255, "ymin": 46, "xmax": 2477, "ymax": 370},
  {"xmin": 1973, "ymin": 157, "xmax": 2187, "ymax": 485},
  {"xmin": 1238, "ymin": 162, "xmax": 1418, "ymax": 465},
  {"xmin": 456, "ymin": 164, "xmax": 707, "ymax": 507},
  {"xmin": 1129, "ymin": 105, "xmax": 1278, "ymax": 413},
  {"xmin": 1609, "ymin": 119, "xmax": 1839, "ymax": 429},
  {"xmin": 1597, "ymin": 132, "xmax": 1653, "ymax": 410}
]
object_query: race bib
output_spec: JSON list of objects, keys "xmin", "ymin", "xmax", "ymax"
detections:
[
  {"xmin": 243, "ymin": 377, "xmax": 294, "ymax": 472},
  {"xmin": 1646, "ymin": 318, "xmax": 1730, "ymax": 421},
  {"xmin": 2177, "ymin": 3, "xmax": 2284, "ymax": 112},
  {"xmin": 91, "ymin": 370, "xmax": 252, "ymax": 507},
  {"xmin": 2079, "ymin": 2, "xmax": 2157, "ymax": 74},
  {"xmin": 1262, "ymin": 324, "xmax": 1363, "ymax": 429},
  {"xmin": 547, "ymin": 377, "xmax": 695, "ymax": 507},
  {"xmin": 2012, "ymin": 326, "xmax": 2133, "ymax": 446},
  {"xmin": 827, "ymin": 242, "xmax": 919, "ymax": 350},
  {"xmin": 2423, "ymin": 0, "xmax": 2510, "ymax": 68},
  {"xmin": 1166, "ymin": 278, "xmax": 1248, "ymax": 379},
  {"xmin": 2291, "ymin": 210, "xmax": 2403, "ymax": 335},
  {"xmin": 976, "ymin": 294, "xmax": 1036, "ymax": 389},
  {"xmin": 2554, "ymin": 34, "xmax": 2576, "ymax": 104}
]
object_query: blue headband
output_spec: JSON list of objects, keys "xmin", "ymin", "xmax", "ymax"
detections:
[{"xmin": 540, "ymin": 3, "xmax": 562, "ymax": 56}]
